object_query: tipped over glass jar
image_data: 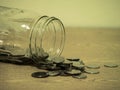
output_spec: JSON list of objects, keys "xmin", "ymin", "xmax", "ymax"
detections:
[{"xmin": 0, "ymin": 6, "xmax": 65, "ymax": 63}]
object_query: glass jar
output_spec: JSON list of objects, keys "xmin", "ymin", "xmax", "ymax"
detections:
[{"xmin": 0, "ymin": 6, "xmax": 65, "ymax": 63}]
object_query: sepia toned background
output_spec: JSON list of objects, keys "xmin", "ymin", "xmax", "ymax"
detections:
[
  {"xmin": 0, "ymin": 0, "xmax": 120, "ymax": 28},
  {"xmin": 0, "ymin": 0, "xmax": 120, "ymax": 90}
]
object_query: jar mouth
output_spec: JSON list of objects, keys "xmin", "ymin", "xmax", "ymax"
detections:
[{"xmin": 29, "ymin": 16, "xmax": 65, "ymax": 61}]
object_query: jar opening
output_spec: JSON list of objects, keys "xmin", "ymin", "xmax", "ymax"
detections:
[{"xmin": 29, "ymin": 16, "xmax": 65, "ymax": 62}]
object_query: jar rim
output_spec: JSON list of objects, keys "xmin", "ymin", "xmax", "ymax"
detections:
[{"xmin": 29, "ymin": 16, "xmax": 65, "ymax": 62}]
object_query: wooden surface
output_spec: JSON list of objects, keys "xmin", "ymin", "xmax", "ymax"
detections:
[{"xmin": 0, "ymin": 27, "xmax": 120, "ymax": 90}]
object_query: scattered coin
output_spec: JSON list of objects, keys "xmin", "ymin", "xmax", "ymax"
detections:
[
  {"xmin": 31, "ymin": 71, "xmax": 49, "ymax": 78},
  {"xmin": 72, "ymin": 73, "xmax": 87, "ymax": 79},
  {"xmin": 65, "ymin": 69, "xmax": 81, "ymax": 75},
  {"xmin": 73, "ymin": 65, "xmax": 85, "ymax": 72},
  {"xmin": 84, "ymin": 69, "xmax": 100, "ymax": 74},
  {"xmin": 64, "ymin": 63, "xmax": 72, "ymax": 70},
  {"xmin": 59, "ymin": 70, "xmax": 68, "ymax": 76},
  {"xmin": 66, "ymin": 57, "xmax": 79, "ymax": 61},
  {"xmin": 57, "ymin": 60, "xmax": 72, "ymax": 71},
  {"xmin": 72, "ymin": 61, "xmax": 85, "ymax": 69},
  {"xmin": 52, "ymin": 56, "xmax": 65, "ymax": 64},
  {"xmin": 104, "ymin": 63, "xmax": 119, "ymax": 68},
  {"xmin": 0, "ymin": 47, "xmax": 104, "ymax": 79},
  {"xmin": 48, "ymin": 71, "xmax": 61, "ymax": 76},
  {"xmin": 46, "ymin": 64, "xmax": 61, "ymax": 70},
  {"xmin": 86, "ymin": 64, "xmax": 100, "ymax": 69},
  {"xmin": 37, "ymin": 64, "xmax": 49, "ymax": 70},
  {"xmin": 64, "ymin": 60, "xmax": 73, "ymax": 64}
]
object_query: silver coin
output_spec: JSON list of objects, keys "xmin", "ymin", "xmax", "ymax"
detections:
[
  {"xmin": 66, "ymin": 57, "xmax": 79, "ymax": 61},
  {"xmin": 31, "ymin": 71, "xmax": 49, "ymax": 78},
  {"xmin": 84, "ymin": 69, "xmax": 100, "ymax": 74},
  {"xmin": 72, "ymin": 61, "xmax": 85, "ymax": 68},
  {"xmin": 104, "ymin": 63, "xmax": 118, "ymax": 68},
  {"xmin": 48, "ymin": 71, "xmax": 61, "ymax": 76},
  {"xmin": 86, "ymin": 64, "xmax": 100, "ymax": 69},
  {"xmin": 41, "ymin": 52, "xmax": 49, "ymax": 59},
  {"xmin": 72, "ymin": 73, "xmax": 87, "ymax": 79},
  {"xmin": 65, "ymin": 69, "xmax": 81, "ymax": 75},
  {"xmin": 64, "ymin": 60, "xmax": 73, "ymax": 64},
  {"xmin": 0, "ymin": 50, "xmax": 12, "ymax": 56},
  {"xmin": 52, "ymin": 56, "xmax": 65, "ymax": 64}
]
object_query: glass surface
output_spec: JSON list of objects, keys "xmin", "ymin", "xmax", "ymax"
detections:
[{"xmin": 0, "ymin": 6, "xmax": 65, "ymax": 63}]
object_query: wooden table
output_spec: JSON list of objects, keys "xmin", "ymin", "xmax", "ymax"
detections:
[{"xmin": 0, "ymin": 27, "xmax": 120, "ymax": 90}]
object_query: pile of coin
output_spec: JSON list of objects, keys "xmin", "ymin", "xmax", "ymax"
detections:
[
  {"xmin": 32, "ymin": 56, "xmax": 84, "ymax": 79},
  {"xmin": 31, "ymin": 49, "xmax": 119, "ymax": 79},
  {"xmin": 0, "ymin": 48, "xmax": 119, "ymax": 79},
  {"xmin": 31, "ymin": 54, "xmax": 103, "ymax": 79}
]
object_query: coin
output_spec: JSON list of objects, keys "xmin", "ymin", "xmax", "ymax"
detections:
[
  {"xmin": 58, "ymin": 64, "xmax": 71, "ymax": 71},
  {"xmin": 66, "ymin": 57, "xmax": 80, "ymax": 61},
  {"xmin": 72, "ymin": 61, "xmax": 80, "ymax": 67},
  {"xmin": 79, "ymin": 60, "xmax": 85, "ymax": 65},
  {"xmin": 65, "ymin": 69, "xmax": 81, "ymax": 75},
  {"xmin": 86, "ymin": 64, "xmax": 100, "ymax": 69},
  {"xmin": 0, "ymin": 51, "xmax": 12, "ymax": 56},
  {"xmin": 73, "ymin": 65, "xmax": 85, "ymax": 71},
  {"xmin": 48, "ymin": 71, "xmax": 61, "ymax": 76},
  {"xmin": 41, "ymin": 52, "xmax": 49, "ymax": 59},
  {"xmin": 36, "ymin": 64, "xmax": 49, "ymax": 70},
  {"xmin": 72, "ymin": 73, "xmax": 87, "ymax": 79},
  {"xmin": 31, "ymin": 71, "xmax": 49, "ymax": 78},
  {"xmin": 72, "ymin": 61, "xmax": 84, "ymax": 68},
  {"xmin": 59, "ymin": 70, "xmax": 69, "ymax": 76},
  {"xmin": 52, "ymin": 56, "xmax": 65, "ymax": 64},
  {"xmin": 84, "ymin": 69, "xmax": 99, "ymax": 74},
  {"xmin": 57, "ymin": 60, "xmax": 72, "ymax": 70},
  {"xmin": 104, "ymin": 63, "xmax": 118, "ymax": 68},
  {"xmin": 0, "ymin": 49, "xmax": 12, "ymax": 55},
  {"xmin": 46, "ymin": 64, "xmax": 61, "ymax": 70}
]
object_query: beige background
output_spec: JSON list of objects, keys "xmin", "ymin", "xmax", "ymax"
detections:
[
  {"xmin": 0, "ymin": 0, "xmax": 120, "ymax": 28},
  {"xmin": 0, "ymin": 1, "xmax": 120, "ymax": 90},
  {"xmin": 0, "ymin": 28, "xmax": 120, "ymax": 90}
]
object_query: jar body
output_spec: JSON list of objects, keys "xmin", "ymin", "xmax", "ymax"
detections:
[{"xmin": 0, "ymin": 6, "xmax": 65, "ymax": 62}]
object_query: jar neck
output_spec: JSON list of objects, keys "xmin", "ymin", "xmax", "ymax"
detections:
[{"xmin": 29, "ymin": 16, "xmax": 65, "ymax": 62}]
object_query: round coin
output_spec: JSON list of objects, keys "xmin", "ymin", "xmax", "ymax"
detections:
[
  {"xmin": 66, "ymin": 57, "xmax": 80, "ymax": 61},
  {"xmin": 52, "ymin": 56, "xmax": 65, "ymax": 64},
  {"xmin": 48, "ymin": 71, "xmax": 61, "ymax": 76},
  {"xmin": 104, "ymin": 63, "xmax": 118, "ymax": 68},
  {"xmin": 31, "ymin": 71, "xmax": 49, "ymax": 78},
  {"xmin": 65, "ymin": 69, "xmax": 81, "ymax": 75},
  {"xmin": 84, "ymin": 69, "xmax": 100, "ymax": 74},
  {"xmin": 72, "ymin": 73, "xmax": 87, "ymax": 79},
  {"xmin": 41, "ymin": 52, "xmax": 49, "ymax": 59},
  {"xmin": 86, "ymin": 64, "xmax": 100, "ymax": 69}
]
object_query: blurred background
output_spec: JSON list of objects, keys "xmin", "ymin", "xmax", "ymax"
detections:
[
  {"xmin": 0, "ymin": 1, "xmax": 120, "ymax": 90},
  {"xmin": 0, "ymin": 0, "xmax": 120, "ymax": 28}
]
